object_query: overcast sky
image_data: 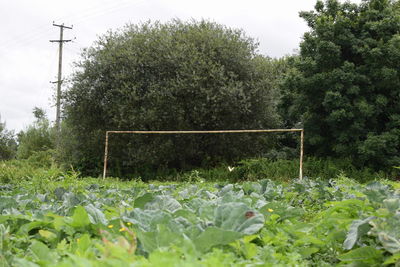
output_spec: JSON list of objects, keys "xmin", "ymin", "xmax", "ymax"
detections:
[{"xmin": 0, "ymin": 0, "xmax": 359, "ymax": 132}]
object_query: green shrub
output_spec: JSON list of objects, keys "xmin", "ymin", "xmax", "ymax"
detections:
[
  {"xmin": 63, "ymin": 20, "xmax": 284, "ymax": 176},
  {"xmin": 17, "ymin": 108, "xmax": 55, "ymax": 160},
  {"xmin": 0, "ymin": 159, "xmax": 63, "ymax": 184}
]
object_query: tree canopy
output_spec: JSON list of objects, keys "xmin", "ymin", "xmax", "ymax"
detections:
[
  {"xmin": 63, "ymin": 20, "xmax": 282, "ymax": 176},
  {"xmin": 280, "ymin": 0, "xmax": 400, "ymax": 169}
]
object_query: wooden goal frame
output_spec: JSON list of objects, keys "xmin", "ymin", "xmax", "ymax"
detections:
[{"xmin": 102, "ymin": 129, "xmax": 304, "ymax": 179}]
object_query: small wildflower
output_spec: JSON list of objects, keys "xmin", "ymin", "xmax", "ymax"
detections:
[
  {"xmin": 108, "ymin": 225, "xmax": 114, "ymax": 229},
  {"xmin": 267, "ymin": 208, "xmax": 274, "ymax": 212},
  {"xmin": 77, "ymin": 238, "xmax": 80, "ymax": 243},
  {"xmin": 119, "ymin": 227, "xmax": 127, "ymax": 232},
  {"xmin": 127, "ymin": 222, "xmax": 132, "ymax": 226}
]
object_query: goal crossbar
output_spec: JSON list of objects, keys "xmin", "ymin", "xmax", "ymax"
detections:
[{"xmin": 102, "ymin": 129, "xmax": 304, "ymax": 179}]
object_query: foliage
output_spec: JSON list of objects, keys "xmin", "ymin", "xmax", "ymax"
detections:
[
  {"xmin": 0, "ymin": 156, "xmax": 393, "ymax": 185},
  {"xmin": 17, "ymin": 108, "xmax": 55, "ymax": 160},
  {"xmin": 63, "ymin": 19, "xmax": 283, "ymax": 176},
  {"xmin": 0, "ymin": 165, "xmax": 399, "ymax": 266},
  {"xmin": 0, "ymin": 117, "xmax": 17, "ymax": 161},
  {"xmin": 143, "ymin": 157, "xmax": 392, "ymax": 183},
  {"xmin": 280, "ymin": 0, "xmax": 400, "ymax": 169},
  {"xmin": 227, "ymin": 157, "xmax": 391, "ymax": 183},
  {"xmin": 0, "ymin": 159, "xmax": 64, "ymax": 184}
]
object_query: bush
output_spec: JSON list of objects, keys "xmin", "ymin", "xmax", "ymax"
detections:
[
  {"xmin": 63, "ymin": 20, "xmax": 283, "ymax": 176},
  {"xmin": 0, "ymin": 159, "xmax": 63, "ymax": 184},
  {"xmin": 17, "ymin": 108, "xmax": 55, "ymax": 160}
]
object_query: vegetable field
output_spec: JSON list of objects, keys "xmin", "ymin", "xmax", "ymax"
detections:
[{"xmin": 1, "ymin": 176, "xmax": 399, "ymax": 266}]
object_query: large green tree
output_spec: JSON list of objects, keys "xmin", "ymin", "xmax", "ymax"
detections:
[
  {"xmin": 63, "ymin": 20, "xmax": 282, "ymax": 176},
  {"xmin": 281, "ymin": 0, "xmax": 400, "ymax": 169}
]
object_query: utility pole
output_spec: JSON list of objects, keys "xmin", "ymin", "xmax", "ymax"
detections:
[{"xmin": 50, "ymin": 22, "xmax": 72, "ymax": 133}]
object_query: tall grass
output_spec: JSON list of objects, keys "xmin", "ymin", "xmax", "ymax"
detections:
[
  {"xmin": 0, "ymin": 157, "xmax": 395, "ymax": 185},
  {"xmin": 175, "ymin": 157, "xmax": 393, "ymax": 183},
  {"xmin": 0, "ymin": 160, "xmax": 62, "ymax": 184}
]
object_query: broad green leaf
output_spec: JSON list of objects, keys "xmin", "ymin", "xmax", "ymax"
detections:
[
  {"xmin": 54, "ymin": 187, "xmax": 67, "ymax": 200},
  {"xmin": 214, "ymin": 202, "xmax": 264, "ymax": 235},
  {"xmin": 363, "ymin": 182, "xmax": 392, "ymax": 204},
  {"xmin": 338, "ymin": 246, "xmax": 383, "ymax": 264},
  {"xmin": 218, "ymin": 184, "xmax": 234, "ymax": 196},
  {"xmin": 242, "ymin": 182, "xmax": 263, "ymax": 195},
  {"xmin": 377, "ymin": 231, "xmax": 400, "ymax": 254},
  {"xmin": 0, "ymin": 197, "xmax": 17, "ymax": 212},
  {"xmin": 343, "ymin": 216, "xmax": 375, "ymax": 250},
  {"xmin": 30, "ymin": 240, "xmax": 59, "ymax": 264},
  {"xmin": 70, "ymin": 206, "xmax": 90, "ymax": 228},
  {"xmin": 370, "ymin": 213, "xmax": 400, "ymax": 253},
  {"xmin": 61, "ymin": 192, "xmax": 83, "ymax": 210},
  {"xmin": 241, "ymin": 242, "xmax": 258, "ymax": 259},
  {"xmin": 383, "ymin": 253, "xmax": 400, "ymax": 265},
  {"xmin": 243, "ymin": 234, "xmax": 258, "ymax": 243},
  {"xmin": 145, "ymin": 195, "xmax": 182, "ymax": 213},
  {"xmin": 194, "ymin": 227, "xmax": 242, "ymax": 252},
  {"xmin": 135, "ymin": 230, "xmax": 159, "ymax": 253},
  {"xmin": 123, "ymin": 208, "xmax": 172, "ymax": 232},
  {"xmin": 75, "ymin": 234, "xmax": 91, "ymax": 256},
  {"xmin": 46, "ymin": 213, "xmax": 67, "ymax": 231},
  {"xmin": 85, "ymin": 204, "xmax": 108, "ymax": 225},
  {"xmin": 383, "ymin": 199, "xmax": 400, "ymax": 213},
  {"xmin": 134, "ymin": 193, "xmax": 154, "ymax": 209},
  {"xmin": 176, "ymin": 234, "xmax": 199, "ymax": 258},
  {"xmin": 183, "ymin": 224, "xmax": 203, "ymax": 240},
  {"xmin": 17, "ymin": 221, "xmax": 50, "ymax": 235},
  {"xmin": 39, "ymin": 229, "xmax": 57, "ymax": 240},
  {"xmin": 197, "ymin": 201, "xmax": 216, "ymax": 221},
  {"xmin": 173, "ymin": 209, "xmax": 198, "ymax": 223},
  {"xmin": 136, "ymin": 224, "xmax": 182, "ymax": 253}
]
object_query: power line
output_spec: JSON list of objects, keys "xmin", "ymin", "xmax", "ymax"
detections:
[{"xmin": 0, "ymin": 0, "xmax": 142, "ymax": 50}]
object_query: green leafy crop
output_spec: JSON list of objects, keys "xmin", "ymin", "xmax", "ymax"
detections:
[{"xmin": 0, "ymin": 174, "xmax": 399, "ymax": 266}]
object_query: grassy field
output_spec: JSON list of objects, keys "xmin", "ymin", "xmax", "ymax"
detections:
[{"xmin": 0, "ymin": 159, "xmax": 399, "ymax": 266}]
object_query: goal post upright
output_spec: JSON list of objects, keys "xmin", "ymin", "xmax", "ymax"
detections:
[
  {"xmin": 102, "ymin": 129, "xmax": 304, "ymax": 179},
  {"xmin": 300, "ymin": 129, "xmax": 304, "ymax": 180},
  {"xmin": 102, "ymin": 131, "xmax": 110, "ymax": 180}
]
